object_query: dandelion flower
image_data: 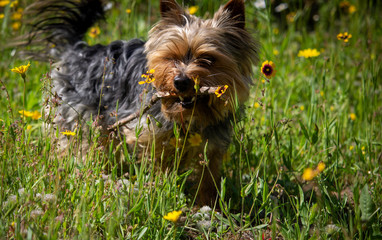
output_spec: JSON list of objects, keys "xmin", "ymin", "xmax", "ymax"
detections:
[
  {"xmin": 11, "ymin": 62, "xmax": 30, "ymax": 78},
  {"xmin": 11, "ymin": 21, "xmax": 21, "ymax": 31},
  {"xmin": 61, "ymin": 130, "xmax": 76, "ymax": 136},
  {"xmin": 88, "ymin": 26, "xmax": 100, "ymax": 38},
  {"xmin": 298, "ymin": 48, "xmax": 320, "ymax": 58},
  {"xmin": 19, "ymin": 110, "xmax": 33, "ymax": 118},
  {"xmin": 300, "ymin": 105, "xmax": 304, "ymax": 111},
  {"xmin": 317, "ymin": 162, "xmax": 325, "ymax": 172},
  {"xmin": 254, "ymin": 102, "xmax": 260, "ymax": 109},
  {"xmin": 349, "ymin": 113, "xmax": 356, "ymax": 121},
  {"xmin": 126, "ymin": 9, "xmax": 131, "ymax": 14},
  {"xmin": 188, "ymin": 6, "xmax": 198, "ymax": 15},
  {"xmin": 215, "ymin": 85, "xmax": 228, "ymax": 98},
  {"xmin": 163, "ymin": 210, "xmax": 182, "ymax": 223},
  {"xmin": 349, "ymin": 145, "xmax": 354, "ymax": 151},
  {"xmin": 302, "ymin": 168, "xmax": 316, "ymax": 181},
  {"xmin": 261, "ymin": 61, "xmax": 276, "ymax": 79},
  {"xmin": 188, "ymin": 133, "xmax": 202, "ymax": 147},
  {"xmin": 0, "ymin": 1, "xmax": 10, "ymax": 7},
  {"xmin": 0, "ymin": 13, "xmax": 4, "ymax": 19}
]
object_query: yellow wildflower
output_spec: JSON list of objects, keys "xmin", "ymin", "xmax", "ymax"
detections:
[
  {"xmin": 0, "ymin": 0, "xmax": 10, "ymax": 7},
  {"xmin": 300, "ymin": 105, "xmax": 304, "ymax": 111},
  {"xmin": 286, "ymin": 12, "xmax": 296, "ymax": 23},
  {"xmin": 0, "ymin": 14, "xmax": 4, "ymax": 19},
  {"xmin": 261, "ymin": 60, "xmax": 276, "ymax": 79},
  {"xmin": 11, "ymin": 21, "xmax": 21, "ymax": 31},
  {"xmin": 215, "ymin": 85, "xmax": 228, "ymax": 98},
  {"xmin": 320, "ymin": 91, "xmax": 324, "ymax": 97},
  {"xmin": 9, "ymin": 0, "xmax": 17, "ymax": 7},
  {"xmin": 337, "ymin": 32, "xmax": 352, "ymax": 43},
  {"xmin": 254, "ymin": 102, "xmax": 260, "ymax": 109},
  {"xmin": 188, "ymin": 133, "xmax": 202, "ymax": 147},
  {"xmin": 11, "ymin": 62, "xmax": 30, "ymax": 78},
  {"xmin": 30, "ymin": 111, "xmax": 41, "ymax": 120},
  {"xmin": 126, "ymin": 9, "xmax": 131, "ymax": 14},
  {"xmin": 61, "ymin": 130, "xmax": 76, "ymax": 136},
  {"xmin": 188, "ymin": 6, "xmax": 198, "ymax": 15},
  {"xmin": 163, "ymin": 210, "xmax": 182, "ymax": 223},
  {"xmin": 302, "ymin": 168, "xmax": 316, "ymax": 181},
  {"xmin": 317, "ymin": 162, "xmax": 325, "ymax": 172},
  {"xmin": 349, "ymin": 113, "xmax": 356, "ymax": 121},
  {"xmin": 349, "ymin": 145, "xmax": 354, "ymax": 151},
  {"xmin": 340, "ymin": 1, "xmax": 356, "ymax": 14},
  {"xmin": 11, "ymin": 11, "xmax": 22, "ymax": 20},
  {"xmin": 88, "ymin": 26, "xmax": 100, "ymax": 38},
  {"xmin": 26, "ymin": 125, "xmax": 32, "ymax": 130},
  {"xmin": 273, "ymin": 49, "xmax": 279, "ymax": 56},
  {"xmin": 139, "ymin": 69, "xmax": 155, "ymax": 84},
  {"xmin": 298, "ymin": 48, "xmax": 320, "ymax": 58}
]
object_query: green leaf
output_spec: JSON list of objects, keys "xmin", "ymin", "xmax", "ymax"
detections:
[
  {"xmin": 299, "ymin": 120, "xmax": 310, "ymax": 142},
  {"xmin": 311, "ymin": 123, "xmax": 319, "ymax": 145},
  {"xmin": 360, "ymin": 184, "xmax": 374, "ymax": 222}
]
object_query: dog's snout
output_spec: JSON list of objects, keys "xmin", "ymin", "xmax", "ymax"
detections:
[{"xmin": 174, "ymin": 75, "xmax": 192, "ymax": 92}]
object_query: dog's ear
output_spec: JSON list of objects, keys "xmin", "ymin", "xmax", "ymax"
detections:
[
  {"xmin": 160, "ymin": 0, "xmax": 186, "ymax": 23},
  {"xmin": 222, "ymin": 0, "xmax": 246, "ymax": 29}
]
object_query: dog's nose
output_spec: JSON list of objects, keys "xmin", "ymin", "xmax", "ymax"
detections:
[{"xmin": 174, "ymin": 75, "xmax": 192, "ymax": 92}]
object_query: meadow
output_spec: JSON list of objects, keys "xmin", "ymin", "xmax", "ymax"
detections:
[{"xmin": 0, "ymin": 0, "xmax": 381, "ymax": 239}]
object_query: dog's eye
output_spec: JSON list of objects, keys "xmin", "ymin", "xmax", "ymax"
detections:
[{"xmin": 196, "ymin": 55, "xmax": 215, "ymax": 67}]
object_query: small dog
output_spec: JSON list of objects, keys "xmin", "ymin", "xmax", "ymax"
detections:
[{"xmin": 23, "ymin": 0, "xmax": 258, "ymax": 205}]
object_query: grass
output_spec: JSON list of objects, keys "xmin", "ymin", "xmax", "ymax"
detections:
[{"xmin": 1, "ymin": 0, "xmax": 381, "ymax": 239}]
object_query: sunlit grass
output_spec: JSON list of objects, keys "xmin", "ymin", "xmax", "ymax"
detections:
[{"xmin": 0, "ymin": 0, "xmax": 381, "ymax": 239}]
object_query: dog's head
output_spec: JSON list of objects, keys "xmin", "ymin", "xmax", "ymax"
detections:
[{"xmin": 145, "ymin": 0, "xmax": 258, "ymax": 127}]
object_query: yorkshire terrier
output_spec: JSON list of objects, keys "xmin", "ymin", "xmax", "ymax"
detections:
[{"xmin": 22, "ymin": 0, "xmax": 258, "ymax": 205}]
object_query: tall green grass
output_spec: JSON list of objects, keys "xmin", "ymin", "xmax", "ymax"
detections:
[{"xmin": 1, "ymin": 0, "xmax": 381, "ymax": 239}]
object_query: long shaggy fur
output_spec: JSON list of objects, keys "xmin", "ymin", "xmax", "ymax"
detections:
[{"xmin": 21, "ymin": 0, "xmax": 259, "ymax": 205}]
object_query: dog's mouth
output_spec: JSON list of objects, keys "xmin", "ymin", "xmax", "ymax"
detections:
[{"xmin": 178, "ymin": 95, "xmax": 197, "ymax": 109}]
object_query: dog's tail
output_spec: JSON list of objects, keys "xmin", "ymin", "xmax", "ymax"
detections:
[{"xmin": 14, "ymin": 0, "xmax": 105, "ymax": 60}]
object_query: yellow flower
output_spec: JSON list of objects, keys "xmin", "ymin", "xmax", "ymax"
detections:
[
  {"xmin": 88, "ymin": 26, "xmax": 100, "ymax": 38},
  {"xmin": 298, "ymin": 48, "xmax": 320, "ymax": 58},
  {"xmin": 126, "ymin": 9, "xmax": 131, "ymax": 14},
  {"xmin": 302, "ymin": 168, "xmax": 317, "ymax": 181},
  {"xmin": 273, "ymin": 28, "xmax": 279, "ymax": 35},
  {"xmin": 139, "ymin": 69, "xmax": 155, "ymax": 84},
  {"xmin": 0, "ymin": 0, "xmax": 10, "ymax": 7},
  {"xmin": 286, "ymin": 12, "xmax": 296, "ymax": 23},
  {"xmin": 188, "ymin": 133, "xmax": 202, "ymax": 147},
  {"xmin": 261, "ymin": 61, "xmax": 276, "ymax": 79},
  {"xmin": 337, "ymin": 32, "xmax": 352, "ymax": 43},
  {"xmin": 19, "ymin": 110, "xmax": 33, "ymax": 118},
  {"xmin": 254, "ymin": 102, "xmax": 260, "ymax": 109},
  {"xmin": 163, "ymin": 210, "xmax": 182, "ymax": 223},
  {"xmin": 0, "ymin": 14, "xmax": 4, "ymax": 19},
  {"xmin": 349, "ymin": 113, "xmax": 356, "ymax": 121},
  {"xmin": 215, "ymin": 85, "xmax": 228, "ymax": 98},
  {"xmin": 273, "ymin": 49, "xmax": 279, "ymax": 56},
  {"xmin": 61, "ymin": 130, "xmax": 76, "ymax": 136},
  {"xmin": 188, "ymin": 6, "xmax": 198, "ymax": 15},
  {"xmin": 30, "ymin": 111, "xmax": 41, "ymax": 120},
  {"xmin": 317, "ymin": 162, "xmax": 325, "ymax": 172},
  {"xmin": 330, "ymin": 106, "xmax": 335, "ymax": 111},
  {"xmin": 320, "ymin": 91, "xmax": 324, "ymax": 97},
  {"xmin": 300, "ymin": 105, "xmax": 305, "ymax": 111},
  {"xmin": 11, "ymin": 21, "xmax": 21, "ymax": 31},
  {"xmin": 11, "ymin": 62, "xmax": 30, "ymax": 78},
  {"xmin": 26, "ymin": 125, "xmax": 32, "ymax": 130},
  {"xmin": 349, "ymin": 145, "xmax": 354, "ymax": 151},
  {"xmin": 340, "ymin": 1, "xmax": 356, "ymax": 14},
  {"xmin": 9, "ymin": 0, "xmax": 17, "ymax": 7},
  {"xmin": 11, "ymin": 11, "xmax": 22, "ymax": 20}
]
